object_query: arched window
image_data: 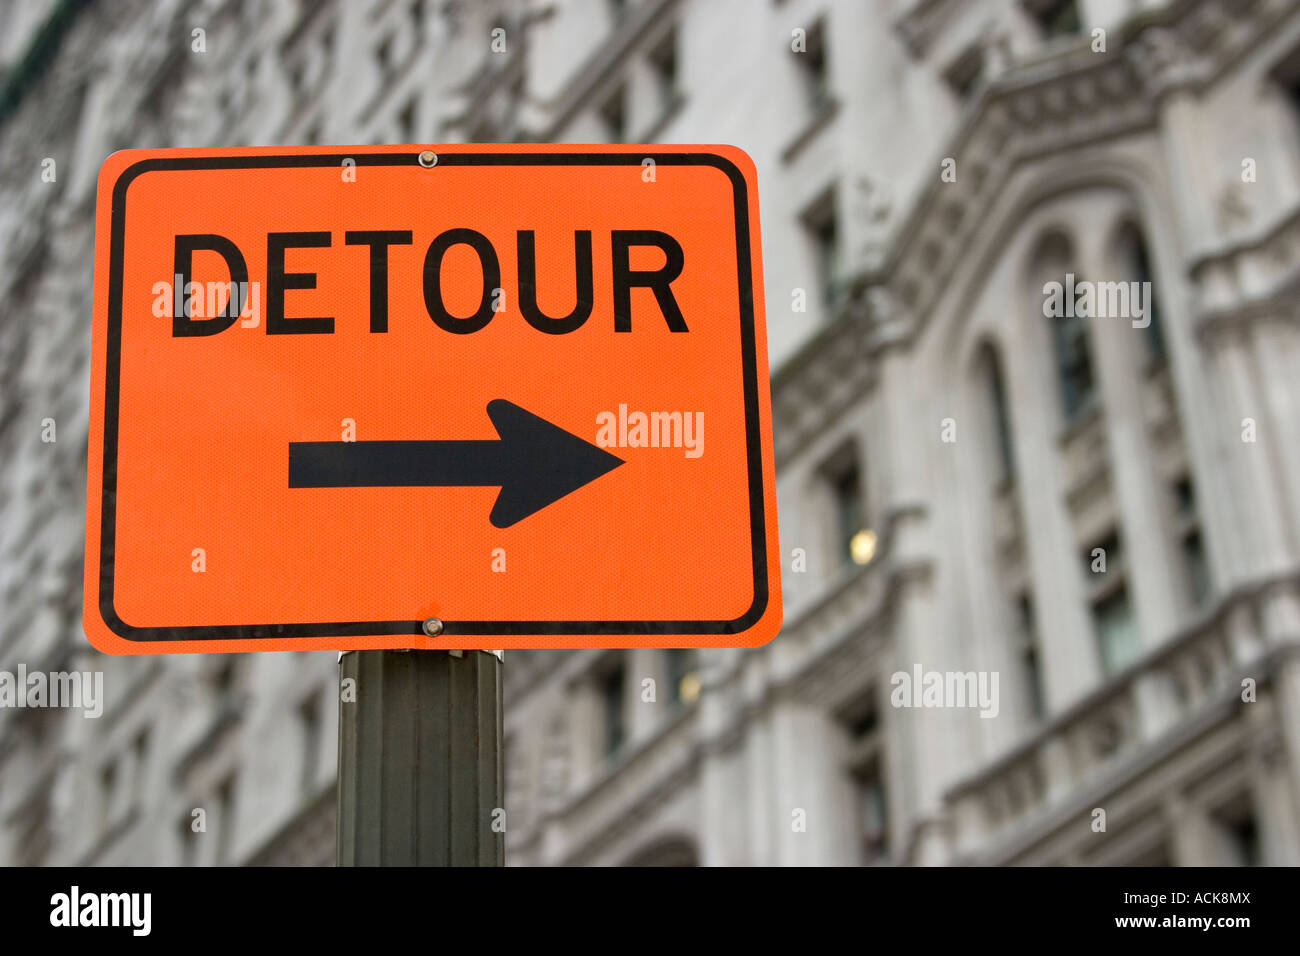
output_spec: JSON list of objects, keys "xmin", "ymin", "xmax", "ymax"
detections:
[
  {"xmin": 1114, "ymin": 222, "xmax": 1165, "ymax": 364},
  {"xmin": 976, "ymin": 342, "xmax": 1015, "ymax": 484},
  {"xmin": 1032, "ymin": 231, "xmax": 1096, "ymax": 421}
]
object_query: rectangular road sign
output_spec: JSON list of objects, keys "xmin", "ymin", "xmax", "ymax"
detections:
[{"xmin": 84, "ymin": 144, "xmax": 781, "ymax": 653}]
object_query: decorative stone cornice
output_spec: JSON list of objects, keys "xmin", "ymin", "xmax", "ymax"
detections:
[
  {"xmin": 540, "ymin": 707, "xmax": 701, "ymax": 864},
  {"xmin": 1196, "ymin": 272, "xmax": 1300, "ymax": 342},
  {"xmin": 771, "ymin": 0, "xmax": 1295, "ymax": 455},
  {"xmin": 1192, "ymin": 203, "xmax": 1300, "ymax": 340},
  {"xmin": 945, "ymin": 570, "xmax": 1300, "ymax": 864},
  {"xmin": 1123, "ymin": 0, "xmax": 1299, "ymax": 97},
  {"xmin": 537, "ymin": 0, "xmax": 681, "ymax": 141},
  {"xmin": 502, "ymin": 645, "xmax": 576, "ymax": 704},
  {"xmin": 244, "ymin": 783, "xmax": 336, "ymax": 866},
  {"xmin": 713, "ymin": 505, "xmax": 927, "ymax": 735},
  {"xmin": 1124, "ymin": 24, "xmax": 1213, "ymax": 96},
  {"xmin": 895, "ymin": 0, "xmax": 968, "ymax": 58},
  {"xmin": 771, "ymin": 298, "xmax": 880, "ymax": 467}
]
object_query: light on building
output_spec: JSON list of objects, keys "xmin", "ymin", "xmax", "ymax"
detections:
[
  {"xmin": 849, "ymin": 529, "xmax": 877, "ymax": 566},
  {"xmin": 678, "ymin": 672, "xmax": 702, "ymax": 704}
]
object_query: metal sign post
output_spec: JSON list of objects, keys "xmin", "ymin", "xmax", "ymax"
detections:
[{"xmin": 336, "ymin": 647, "xmax": 504, "ymax": 866}]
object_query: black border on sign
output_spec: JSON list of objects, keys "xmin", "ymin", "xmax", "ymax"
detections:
[{"xmin": 98, "ymin": 151, "xmax": 769, "ymax": 641}]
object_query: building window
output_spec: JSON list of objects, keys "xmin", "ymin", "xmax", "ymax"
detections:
[
  {"xmin": 803, "ymin": 189, "xmax": 839, "ymax": 308},
  {"xmin": 1173, "ymin": 476, "xmax": 1211, "ymax": 609},
  {"xmin": 130, "ymin": 728, "xmax": 151, "ymax": 807},
  {"xmin": 215, "ymin": 774, "xmax": 237, "ymax": 866},
  {"xmin": 1211, "ymin": 796, "xmax": 1260, "ymax": 865},
  {"xmin": 1226, "ymin": 815, "xmax": 1260, "ymax": 866},
  {"xmin": 665, "ymin": 649, "xmax": 700, "ymax": 706},
  {"xmin": 794, "ymin": 18, "xmax": 831, "ymax": 112},
  {"xmin": 826, "ymin": 452, "xmax": 873, "ymax": 568},
  {"xmin": 1117, "ymin": 223, "xmax": 1165, "ymax": 365},
  {"xmin": 1132, "ymin": 233, "xmax": 1164, "ymax": 363},
  {"xmin": 214, "ymin": 657, "xmax": 235, "ymax": 693},
  {"xmin": 1229, "ymin": 815, "xmax": 1260, "ymax": 866},
  {"xmin": 1084, "ymin": 530, "xmax": 1123, "ymax": 579},
  {"xmin": 1085, "ymin": 530, "xmax": 1139, "ymax": 673},
  {"xmin": 1093, "ymin": 585, "xmax": 1139, "ymax": 674},
  {"xmin": 298, "ymin": 691, "xmax": 322, "ymax": 796},
  {"xmin": 1272, "ymin": 46, "xmax": 1300, "ymax": 126},
  {"xmin": 846, "ymin": 701, "xmax": 877, "ymax": 740},
  {"xmin": 855, "ymin": 762, "xmax": 889, "ymax": 863},
  {"xmin": 398, "ymin": 95, "xmax": 418, "ymax": 142},
  {"xmin": 1031, "ymin": 232, "xmax": 1096, "ymax": 422},
  {"xmin": 488, "ymin": 15, "xmax": 509, "ymax": 59},
  {"xmin": 599, "ymin": 84, "xmax": 627, "ymax": 143},
  {"xmin": 1026, "ymin": 0, "xmax": 1081, "ymax": 39},
  {"xmin": 375, "ymin": 34, "xmax": 394, "ymax": 83},
  {"xmin": 211, "ymin": 657, "xmax": 242, "ymax": 712},
  {"xmin": 944, "ymin": 44, "xmax": 985, "ymax": 102},
  {"xmin": 602, "ymin": 663, "xmax": 626, "ymax": 757},
  {"xmin": 1051, "ymin": 300, "xmax": 1096, "ymax": 421},
  {"xmin": 98, "ymin": 760, "xmax": 118, "ymax": 836},
  {"xmin": 648, "ymin": 28, "xmax": 678, "ymax": 112},
  {"xmin": 1016, "ymin": 595, "xmax": 1045, "ymax": 720},
  {"xmin": 502, "ymin": 74, "xmax": 526, "ymax": 141},
  {"xmin": 978, "ymin": 343, "xmax": 1015, "ymax": 484},
  {"xmin": 841, "ymin": 693, "xmax": 888, "ymax": 864},
  {"xmin": 178, "ymin": 812, "xmax": 198, "ymax": 866}
]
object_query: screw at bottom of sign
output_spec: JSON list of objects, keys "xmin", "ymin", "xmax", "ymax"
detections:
[{"xmin": 422, "ymin": 617, "xmax": 444, "ymax": 637}]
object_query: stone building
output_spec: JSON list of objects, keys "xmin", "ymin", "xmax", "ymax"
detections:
[{"xmin": 2, "ymin": 0, "xmax": 1299, "ymax": 866}]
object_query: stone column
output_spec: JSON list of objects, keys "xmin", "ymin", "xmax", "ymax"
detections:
[
  {"xmin": 768, "ymin": 695, "xmax": 855, "ymax": 865},
  {"xmin": 1082, "ymin": 238, "xmax": 1184, "ymax": 739},
  {"xmin": 1266, "ymin": 615, "xmax": 1300, "ymax": 833},
  {"xmin": 1249, "ymin": 321, "xmax": 1300, "ymax": 550},
  {"xmin": 1005, "ymin": 286, "xmax": 1101, "ymax": 708},
  {"xmin": 743, "ymin": 703, "xmax": 776, "ymax": 866},
  {"xmin": 887, "ymin": 570, "xmax": 961, "ymax": 865},
  {"xmin": 1246, "ymin": 694, "xmax": 1300, "ymax": 866},
  {"xmin": 1215, "ymin": 334, "xmax": 1293, "ymax": 578},
  {"xmin": 627, "ymin": 648, "xmax": 664, "ymax": 741},
  {"xmin": 566, "ymin": 676, "xmax": 603, "ymax": 792},
  {"xmin": 1131, "ymin": 26, "xmax": 1247, "ymax": 595},
  {"xmin": 950, "ymin": 375, "xmax": 1032, "ymax": 755},
  {"xmin": 697, "ymin": 648, "xmax": 745, "ymax": 867},
  {"xmin": 1083, "ymin": 267, "xmax": 1181, "ymax": 651},
  {"xmin": 1164, "ymin": 795, "xmax": 1219, "ymax": 866}
]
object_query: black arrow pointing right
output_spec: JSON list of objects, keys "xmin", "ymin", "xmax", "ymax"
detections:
[{"xmin": 288, "ymin": 399, "xmax": 626, "ymax": 528}]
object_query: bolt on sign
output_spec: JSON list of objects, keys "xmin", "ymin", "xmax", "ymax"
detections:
[{"xmin": 84, "ymin": 144, "xmax": 782, "ymax": 653}]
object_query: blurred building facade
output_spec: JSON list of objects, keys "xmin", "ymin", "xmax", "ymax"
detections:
[{"xmin": 3, "ymin": 0, "xmax": 1300, "ymax": 865}]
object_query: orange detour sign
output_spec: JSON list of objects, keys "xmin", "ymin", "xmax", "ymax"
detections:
[{"xmin": 84, "ymin": 144, "xmax": 782, "ymax": 654}]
